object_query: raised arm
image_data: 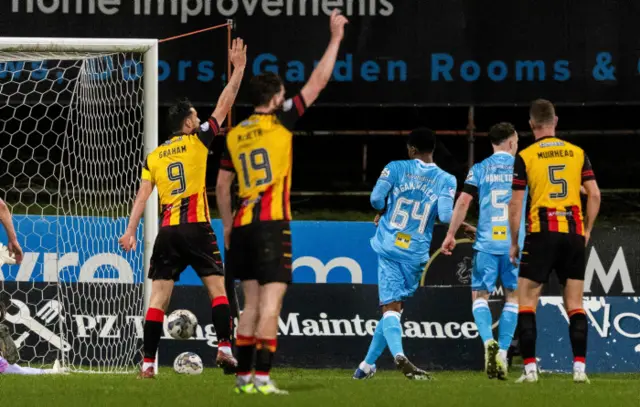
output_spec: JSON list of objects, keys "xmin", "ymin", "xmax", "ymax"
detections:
[
  {"xmin": 300, "ymin": 10, "xmax": 349, "ymax": 107},
  {"xmin": 211, "ymin": 38, "xmax": 247, "ymax": 126},
  {"xmin": 0, "ymin": 198, "xmax": 23, "ymax": 264}
]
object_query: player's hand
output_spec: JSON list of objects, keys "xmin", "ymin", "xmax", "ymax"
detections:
[
  {"xmin": 223, "ymin": 226, "xmax": 232, "ymax": 250},
  {"xmin": 373, "ymin": 213, "xmax": 381, "ymax": 227},
  {"xmin": 8, "ymin": 239, "xmax": 23, "ymax": 265},
  {"xmin": 329, "ymin": 9, "xmax": 349, "ymax": 41},
  {"xmin": 441, "ymin": 234, "xmax": 456, "ymax": 256},
  {"xmin": 584, "ymin": 230, "xmax": 591, "ymax": 247},
  {"xmin": 509, "ymin": 243, "xmax": 520, "ymax": 267},
  {"xmin": 229, "ymin": 38, "xmax": 247, "ymax": 69},
  {"xmin": 119, "ymin": 232, "xmax": 137, "ymax": 252},
  {"xmin": 462, "ymin": 223, "xmax": 477, "ymax": 240}
]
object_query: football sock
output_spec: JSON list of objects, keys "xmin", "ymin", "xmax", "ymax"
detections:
[
  {"xmin": 517, "ymin": 306, "xmax": 537, "ymax": 368},
  {"xmin": 255, "ymin": 338, "xmax": 277, "ymax": 383},
  {"xmin": 382, "ymin": 311, "xmax": 404, "ymax": 358},
  {"xmin": 235, "ymin": 335, "xmax": 256, "ymax": 380},
  {"xmin": 364, "ymin": 318, "xmax": 387, "ymax": 366},
  {"xmin": 142, "ymin": 307, "xmax": 164, "ymax": 370},
  {"xmin": 568, "ymin": 309, "xmax": 587, "ymax": 369},
  {"xmin": 472, "ymin": 298, "xmax": 493, "ymax": 344},
  {"xmin": 498, "ymin": 302, "xmax": 519, "ymax": 351},
  {"xmin": 211, "ymin": 296, "xmax": 232, "ymax": 351}
]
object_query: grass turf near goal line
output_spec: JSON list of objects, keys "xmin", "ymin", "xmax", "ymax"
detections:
[{"xmin": 2, "ymin": 368, "xmax": 638, "ymax": 407}]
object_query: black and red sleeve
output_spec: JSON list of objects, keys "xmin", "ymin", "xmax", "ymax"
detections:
[
  {"xmin": 277, "ymin": 94, "xmax": 307, "ymax": 130},
  {"xmin": 219, "ymin": 136, "xmax": 235, "ymax": 173},
  {"xmin": 196, "ymin": 116, "xmax": 221, "ymax": 147},
  {"xmin": 581, "ymin": 153, "xmax": 596, "ymax": 182},
  {"xmin": 512, "ymin": 154, "xmax": 527, "ymax": 190}
]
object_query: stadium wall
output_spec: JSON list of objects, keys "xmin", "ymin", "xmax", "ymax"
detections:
[
  {"xmin": 2, "ymin": 1, "xmax": 640, "ymax": 106},
  {"xmin": 1, "ymin": 217, "xmax": 639, "ymax": 373}
]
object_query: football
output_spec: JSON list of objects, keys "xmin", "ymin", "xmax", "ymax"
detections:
[
  {"xmin": 173, "ymin": 352, "xmax": 203, "ymax": 375},
  {"xmin": 166, "ymin": 309, "xmax": 198, "ymax": 340}
]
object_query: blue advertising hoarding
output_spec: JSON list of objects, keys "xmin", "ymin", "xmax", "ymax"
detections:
[{"xmin": 1, "ymin": 216, "xmax": 639, "ymax": 372}]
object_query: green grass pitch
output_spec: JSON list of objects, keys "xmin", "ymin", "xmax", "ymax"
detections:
[{"xmin": 2, "ymin": 368, "xmax": 639, "ymax": 407}]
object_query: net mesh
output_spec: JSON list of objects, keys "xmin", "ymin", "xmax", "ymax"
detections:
[{"xmin": 0, "ymin": 51, "xmax": 148, "ymax": 373}]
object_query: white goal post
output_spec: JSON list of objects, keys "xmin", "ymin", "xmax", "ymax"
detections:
[{"xmin": 0, "ymin": 37, "xmax": 158, "ymax": 373}]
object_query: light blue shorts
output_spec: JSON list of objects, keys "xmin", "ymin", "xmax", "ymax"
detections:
[
  {"xmin": 471, "ymin": 251, "xmax": 519, "ymax": 293},
  {"xmin": 377, "ymin": 255, "xmax": 426, "ymax": 306}
]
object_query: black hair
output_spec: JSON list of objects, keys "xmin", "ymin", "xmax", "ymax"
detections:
[
  {"xmin": 407, "ymin": 128, "xmax": 436, "ymax": 153},
  {"xmin": 248, "ymin": 73, "xmax": 284, "ymax": 108},
  {"xmin": 488, "ymin": 122, "xmax": 516, "ymax": 146},
  {"xmin": 168, "ymin": 98, "xmax": 193, "ymax": 133}
]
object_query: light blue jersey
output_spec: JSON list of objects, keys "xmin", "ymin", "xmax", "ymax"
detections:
[
  {"xmin": 464, "ymin": 151, "xmax": 526, "ymax": 293},
  {"xmin": 464, "ymin": 152, "xmax": 526, "ymax": 255},
  {"xmin": 371, "ymin": 159, "xmax": 457, "ymax": 264}
]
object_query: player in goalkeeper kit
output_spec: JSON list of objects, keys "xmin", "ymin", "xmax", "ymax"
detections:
[
  {"xmin": 216, "ymin": 10, "xmax": 348, "ymax": 395},
  {"xmin": 119, "ymin": 39, "xmax": 247, "ymax": 378},
  {"xmin": 353, "ymin": 128, "xmax": 456, "ymax": 381}
]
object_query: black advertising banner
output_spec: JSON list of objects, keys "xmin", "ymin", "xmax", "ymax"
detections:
[
  {"xmin": 1, "ymin": 1, "xmax": 640, "ymax": 106},
  {"xmin": 165, "ymin": 284, "xmax": 482, "ymax": 371}
]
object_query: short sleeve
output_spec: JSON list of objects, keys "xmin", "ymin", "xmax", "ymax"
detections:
[
  {"xmin": 512, "ymin": 153, "xmax": 527, "ymax": 190},
  {"xmin": 277, "ymin": 94, "xmax": 307, "ymax": 130},
  {"xmin": 581, "ymin": 153, "xmax": 596, "ymax": 182},
  {"xmin": 219, "ymin": 137, "xmax": 235, "ymax": 173},
  {"xmin": 443, "ymin": 174, "xmax": 457, "ymax": 199},
  {"xmin": 377, "ymin": 162, "xmax": 396, "ymax": 186},
  {"xmin": 196, "ymin": 117, "xmax": 221, "ymax": 147},
  {"xmin": 462, "ymin": 164, "xmax": 479, "ymax": 196},
  {"xmin": 141, "ymin": 156, "xmax": 152, "ymax": 182}
]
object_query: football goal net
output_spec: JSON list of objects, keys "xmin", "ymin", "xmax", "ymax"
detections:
[{"xmin": 0, "ymin": 37, "xmax": 158, "ymax": 373}]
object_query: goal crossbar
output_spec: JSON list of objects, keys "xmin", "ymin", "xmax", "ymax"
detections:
[{"xmin": 0, "ymin": 37, "xmax": 157, "ymax": 53}]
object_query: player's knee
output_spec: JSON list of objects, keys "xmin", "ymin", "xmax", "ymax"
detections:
[
  {"xmin": 203, "ymin": 275, "xmax": 226, "ymax": 299},
  {"xmin": 472, "ymin": 290, "xmax": 490, "ymax": 302},
  {"xmin": 504, "ymin": 289, "xmax": 518, "ymax": 304},
  {"xmin": 382, "ymin": 302, "xmax": 402, "ymax": 313}
]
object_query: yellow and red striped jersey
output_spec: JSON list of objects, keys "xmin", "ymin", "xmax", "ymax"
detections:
[
  {"xmin": 142, "ymin": 117, "xmax": 220, "ymax": 227},
  {"xmin": 220, "ymin": 95, "xmax": 306, "ymax": 227},
  {"xmin": 512, "ymin": 136, "xmax": 595, "ymax": 235}
]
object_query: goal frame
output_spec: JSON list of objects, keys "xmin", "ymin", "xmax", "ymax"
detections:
[{"xmin": 0, "ymin": 37, "xmax": 159, "ymax": 370}]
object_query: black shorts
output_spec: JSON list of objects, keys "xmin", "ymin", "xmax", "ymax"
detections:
[
  {"xmin": 226, "ymin": 221, "xmax": 292, "ymax": 285},
  {"xmin": 148, "ymin": 223, "xmax": 223, "ymax": 281},
  {"xmin": 519, "ymin": 232, "xmax": 586, "ymax": 285}
]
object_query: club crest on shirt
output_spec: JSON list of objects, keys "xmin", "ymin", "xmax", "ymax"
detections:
[
  {"xmin": 282, "ymin": 99, "xmax": 294, "ymax": 112},
  {"xmin": 465, "ymin": 169, "xmax": 474, "ymax": 182}
]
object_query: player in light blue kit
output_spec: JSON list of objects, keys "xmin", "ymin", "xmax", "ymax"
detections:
[
  {"xmin": 441, "ymin": 122, "xmax": 525, "ymax": 380},
  {"xmin": 353, "ymin": 129, "xmax": 457, "ymax": 380}
]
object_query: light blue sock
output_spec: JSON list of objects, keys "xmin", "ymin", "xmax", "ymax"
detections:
[
  {"xmin": 472, "ymin": 298, "xmax": 493, "ymax": 344},
  {"xmin": 498, "ymin": 302, "xmax": 519, "ymax": 351},
  {"xmin": 364, "ymin": 318, "xmax": 387, "ymax": 365},
  {"xmin": 382, "ymin": 311, "xmax": 404, "ymax": 357}
]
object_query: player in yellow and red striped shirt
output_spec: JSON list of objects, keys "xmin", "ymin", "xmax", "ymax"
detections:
[
  {"xmin": 119, "ymin": 39, "xmax": 247, "ymax": 379},
  {"xmin": 508, "ymin": 99, "xmax": 601, "ymax": 384},
  {"xmin": 216, "ymin": 10, "xmax": 348, "ymax": 395}
]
